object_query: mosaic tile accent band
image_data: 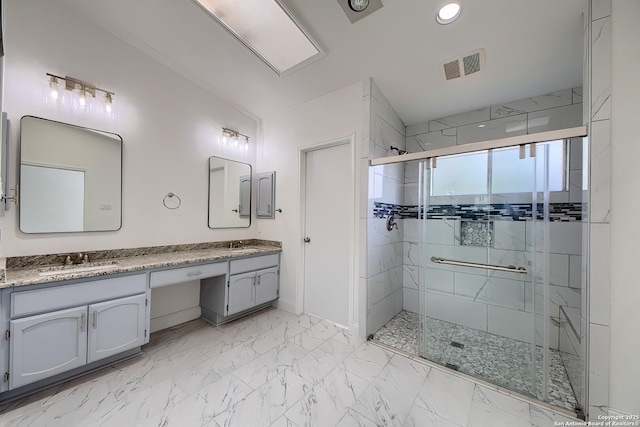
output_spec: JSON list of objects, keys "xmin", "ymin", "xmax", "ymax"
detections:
[{"xmin": 373, "ymin": 202, "xmax": 582, "ymax": 222}]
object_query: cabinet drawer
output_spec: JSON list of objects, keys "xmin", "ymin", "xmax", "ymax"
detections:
[
  {"xmin": 11, "ymin": 274, "xmax": 147, "ymax": 319},
  {"xmin": 149, "ymin": 262, "xmax": 227, "ymax": 289},
  {"xmin": 229, "ymin": 254, "xmax": 280, "ymax": 275}
]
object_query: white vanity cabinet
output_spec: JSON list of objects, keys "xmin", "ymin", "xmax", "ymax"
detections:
[
  {"xmin": 254, "ymin": 267, "xmax": 279, "ymax": 306},
  {"xmin": 201, "ymin": 254, "xmax": 280, "ymax": 324},
  {"xmin": 87, "ymin": 294, "xmax": 146, "ymax": 363},
  {"xmin": 228, "ymin": 272, "xmax": 257, "ymax": 315},
  {"xmin": 9, "ymin": 306, "xmax": 87, "ymax": 389},
  {"xmin": 6, "ymin": 274, "xmax": 148, "ymax": 390}
]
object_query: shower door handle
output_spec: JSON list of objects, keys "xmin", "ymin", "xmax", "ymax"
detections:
[
  {"xmin": 430, "ymin": 257, "xmax": 527, "ymax": 274},
  {"xmin": 303, "ymin": 237, "xmax": 311, "ymax": 243}
]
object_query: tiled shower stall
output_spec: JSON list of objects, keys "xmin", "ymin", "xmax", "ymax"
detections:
[{"xmin": 365, "ymin": 83, "xmax": 587, "ymax": 413}]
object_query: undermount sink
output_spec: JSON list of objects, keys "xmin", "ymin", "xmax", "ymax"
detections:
[
  {"xmin": 38, "ymin": 261, "xmax": 120, "ymax": 277},
  {"xmin": 229, "ymin": 248, "xmax": 259, "ymax": 255}
]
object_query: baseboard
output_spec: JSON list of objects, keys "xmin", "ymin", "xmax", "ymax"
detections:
[
  {"xmin": 150, "ymin": 306, "xmax": 201, "ymax": 333},
  {"xmin": 274, "ymin": 298, "xmax": 297, "ymax": 314}
]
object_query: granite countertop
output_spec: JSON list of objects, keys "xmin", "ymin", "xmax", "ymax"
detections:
[{"xmin": 3, "ymin": 240, "xmax": 281, "ymax": 289}]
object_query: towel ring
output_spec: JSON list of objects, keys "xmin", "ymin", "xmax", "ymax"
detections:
[{"xmin": 163, "ymin": 192, "xmax": 182, "ymax": 210}]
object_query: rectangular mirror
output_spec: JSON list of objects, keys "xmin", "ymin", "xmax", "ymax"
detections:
[
  {"xmin": 208, "ymin": 156, "xmax": 251, "ymax": 228},
  {"xmin": 19, "ymin": 116, "xmax": 122, "ymax": 233}
]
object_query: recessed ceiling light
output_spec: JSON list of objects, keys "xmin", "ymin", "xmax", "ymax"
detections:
[
  {"xmin": 349, "ymin": 0, "xmax": 369, "ymax": 12},
  {"xmin": 437, "ymin": 2, "xmax": 461, "ymax": 25}
]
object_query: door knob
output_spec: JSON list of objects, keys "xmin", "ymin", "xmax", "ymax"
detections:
[{"xmin": 303, "ymin": 237, "xmax": 311, "ymax": 243}]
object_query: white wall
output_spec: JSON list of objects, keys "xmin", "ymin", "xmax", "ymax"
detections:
[
  {"xmin": 257, "ymin": 81, "xmax": 363, "ymax": 329},
  {"xmin": 0, "ymin": 0, "xmax": 258, "ymax": 258},
  {"xmin": 0, "ymin": 0, "xmax": 258, "ymax": 331},
  {"xmin": 609, "ymin": 0, "xmax": 640, "ymax": 416}
]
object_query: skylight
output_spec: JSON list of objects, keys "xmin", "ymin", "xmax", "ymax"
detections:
[{"xmin": 192, "ymin": 0, "xmax": 324, "ymax": 75}]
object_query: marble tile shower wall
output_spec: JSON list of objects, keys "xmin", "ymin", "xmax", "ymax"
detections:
[
  {"xmin": 363, "ymin": 79, "xmax": 407, "ymax": 335},
  {"xmin": 397, "ymin": 86, "xmax": 585, "ymax": 348},
  {"xmin": 585, "ymin": 0, "xmax": 612, "ymax": 418},
  {"xmin": 401, "ymin": 218, "xmax": 581, "ymax": 349},
  {"xmin": 405, "ymin": 87, "xmax": 583, "ymax": 152}
]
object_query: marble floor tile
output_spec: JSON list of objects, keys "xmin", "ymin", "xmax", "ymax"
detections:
[
  {"xmin": 335, "ymin": 409, "xmax": 379, "ymax": 427},
  {"xmin": 214, "ymin": 369, "xmax": 310, "ymax": 427},
  {"xmin": 292, "ymin": 338, "xmax": 355, "ymax": 385},
  {"xmin": 284, "ymin": 364, "xmax": 369, "ymax": 427},
  {"xmin": 162, "ymin": 372, "xmax": 254, "ymax": 425},
  {"xmin": 108, "ymin": 346, "xmax": 208, "ymax": 400},
  {"xmin": 0, "ymin": 307, "xmax": 584, "ymax": 426},
  {"xmin": 5, "ymin": 380, "xmax": 117, "ymax": 427},
  {"xmin": 232, "ymin": 341, "xmax": 309, "ymax": 390},
  {"xmin": 352, "ymin": 355, "xmax": 430, "ymax": 427},
  {"xmin": 413, "ymin": 368, "xmax": 475, "ymax": 426},
  {"xmin": 343, "ymin": 342, "xmax": 393, "ymax": 382},
  {"xmin": 85, "ymin": 377, "xmax": 189, "ymax": 427},
  {"xmin": 403, "ymin": 403, "xmax": 465, "ymax": 427}
]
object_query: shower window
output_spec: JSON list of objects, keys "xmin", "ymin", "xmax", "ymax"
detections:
[{"xmin": 431, "ymin": 140, "xmax": 566, "ymax": 196}]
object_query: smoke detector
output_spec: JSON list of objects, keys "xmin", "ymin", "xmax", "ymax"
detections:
[{"xmin": 441, "ymin": 48, "xmax": 486, "ymax": 80}]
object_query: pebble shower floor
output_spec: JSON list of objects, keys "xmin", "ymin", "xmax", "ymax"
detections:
[{"xmin": 372, "ymin": 310, "xmax": 578, "ymax": 411}]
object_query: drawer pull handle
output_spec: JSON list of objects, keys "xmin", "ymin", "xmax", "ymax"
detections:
[
  {"xmin": 187, "ymin": 271, "xmax": 203, "ymax": 277},
  {"xmin": 81, "ymin": 313, "xmax": 86, "ymax": 332}
]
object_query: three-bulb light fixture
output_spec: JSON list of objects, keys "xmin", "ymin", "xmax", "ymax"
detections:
[
  {"xmin": 220, "ymin": 127, "xmax": 250, "ymax": 152},
  {"xmin": 46, "ymin": 73, "xmax": 115, "ymax": 117}
]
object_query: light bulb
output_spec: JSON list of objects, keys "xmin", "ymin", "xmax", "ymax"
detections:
[
  {"xmin": 233, "ymin": 136, "xmax": 239, "ymax": 147},
  {"xmin": 49, "ymin": 79, "xmax": 59, "ymax": 100},
  {"xmin": 104, "ymin": 93, "xmax": 113, "ymax": 113},
  {"xmin": 348, "ymin": 0, "xmax": 369, "ymax": 12},
  {"xmin": 46, "ymin": 75, "xmax": 60, "ymax": 104},
  {"xmin": 75, "ymin": 84, "xmax": 87, "ymax": 109}
]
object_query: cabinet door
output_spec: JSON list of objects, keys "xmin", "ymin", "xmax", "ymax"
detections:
[
  {"xmin": 10, "ymin": 306, "xmax": 87, "ymax": 389},
  {"xmin": 256, "ymin": 172, "xmax": 275, "ymax": 218},
  {"xmin": 255, "ymin": 267, "xmax": 279, "ymax": 306},
  {"xmin": 239, "ymin": 175, "xmax": 251, "ymax": 218},
  {"xmin": 228, "ymin": 272, "xmax": 255, "ymax": 316},
  {"xmin": 88, "ymin": 294, "xmax": 146, "ymax": 364}
]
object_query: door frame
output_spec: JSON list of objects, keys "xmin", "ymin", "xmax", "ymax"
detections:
[{"xmin": 298, "ymin": 134, "xmax": 357, "ymax": 331}]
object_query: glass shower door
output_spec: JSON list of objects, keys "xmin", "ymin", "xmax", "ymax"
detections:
[{"xmin": 418, "ymin": 143, "xmax": 551, "ymax": 399}]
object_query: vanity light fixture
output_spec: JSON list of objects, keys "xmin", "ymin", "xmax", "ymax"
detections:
[
  {"xmin": 45, "ymin": 73, "xmax": 115, "ymax": 116},
  {"xmin": 220, "ymin": 127, "xmax": 250, "ymax": 152},
  {"xmin": 437, "ymin": 2, "xmax": 461, "ymax": 25}
]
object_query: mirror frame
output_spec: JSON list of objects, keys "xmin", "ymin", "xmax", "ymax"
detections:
[
  {"xmin": 207, "ymin": 156, "xmax": 252, "ymax": 229},
  {"xmin": 18, "ymin": 115, "xmax": 123, "ymax": 234}
]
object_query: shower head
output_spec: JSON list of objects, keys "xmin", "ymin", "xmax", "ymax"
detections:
[{"xmin": 390, "ymin": 146, "xmax": 408, "ymax": 155}]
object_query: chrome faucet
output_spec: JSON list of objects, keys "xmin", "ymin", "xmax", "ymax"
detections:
[{"xmin": 64, "ymin": 253, "xmax": 90, "ymax": 265}]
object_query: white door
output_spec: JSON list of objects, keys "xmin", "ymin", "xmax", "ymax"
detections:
[
  {"xmin": 10, "ymin": 306, "xmax": 88, "ymax": 389},
  {"xmin": 88, "ymin": 294, "xmax": 146, "ymax": 363},
  {"xmin": 303, "ymin": 142, "xmax": 351, "ymax": 326}
]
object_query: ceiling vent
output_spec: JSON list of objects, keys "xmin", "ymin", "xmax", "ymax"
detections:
[{"xmin": 441, "ymin": 49, "xmax": 485, "ymax": 80}]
